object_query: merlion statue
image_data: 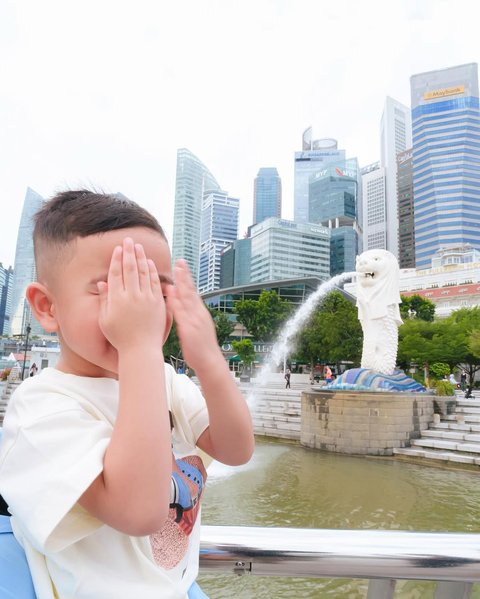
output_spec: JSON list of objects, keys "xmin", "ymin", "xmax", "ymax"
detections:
[{"xmin": 355, "ymin": 249, "xmax": 402, "ymax": 375}]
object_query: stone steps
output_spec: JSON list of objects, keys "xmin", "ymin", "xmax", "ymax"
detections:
[
  {"xmin": 432, "ymin": 422, "xmax": 480, "ymax": 432},
  {"xmin": 421, "ymin": 429, "xmax": 480, "ymax": 442},
  {"xmin": 411, "ymin": 438, "xmax": 480, "ymax": 454},
  {"xmin": 394, "ymin": 447, "xmax": 480, "ymax": 466},
  {"xmin": 394, "ymin": 391, "xmax": 480, "ymax": 468},
  {"xmin": 245, "ymin": 385, "xmax": 302, "ymax": 441},
  {"xmin": 443, "ymin": 413, "xmax": 480, "ymax": 423}
]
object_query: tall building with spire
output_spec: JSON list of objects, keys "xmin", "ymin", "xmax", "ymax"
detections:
[
  {"xmin": 294, "ymin": 128, "xmax": 345, "ymax": 223},
  {"xmin": 411, "ymin": 63, "xmax": 480, "ymax": 268},
  {"xmin": 9, "ymin": 187, "xmax": 45, "ymax": 337},
  {"xmin": 172, "ymin": 148, "xmax": 221, "ymax": 285},
  {"xmin": 253, "ymin": 167, "xmax": 282, "ymax": 225}
]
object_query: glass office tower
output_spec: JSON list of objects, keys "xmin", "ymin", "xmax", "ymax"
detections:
[
  {"xmin": 294, "ymin": 128, "xmax": 345, "ymax": 223},
  {"xmin": 10, "ymin": 187, "xmax": 45, "ymax": 336},
  {"xmin": 172, "ymin": 148, "xmax": 221, "ymax": 285},
  {"xmin": 309, "ymin": 159, "xmax": 361, "ymax": 276},
  {"xmin": 198, "ymin": 191, "xmax": 239, "ymax": 294},
  {"xmin": 380, "ymin": 97, "xmax": 412, "ymax": 257},
  {"xmin": 0, "ymin": 264, "xmax": 13, "ymax": 336},
  {"xmin": 396, "ymin": 149, "xmax": 416, "ymax": 269},
  {"xmin": 411, "ymin": 63, "xmax": 480, "ymax": 268},
  {"xmin": 253, "ymin": 167, "xmax": 282, "ymax": 225},
  {"xmin": 250, "ymin": 218, "xmax": 330, "ymax": 283}
]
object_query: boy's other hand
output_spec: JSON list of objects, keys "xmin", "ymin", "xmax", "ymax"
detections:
[
  {"xmin": 166, "ymin": 259, "xmax": 219, "ymax": 373},
  {"xmin": 97, "ymin": 238, "xmax": 166, "ymax": 351}
]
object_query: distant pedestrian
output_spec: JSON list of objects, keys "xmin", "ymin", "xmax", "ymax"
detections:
[
  {"xmin": 284, "ymin": 368, "xmax": 291, "ymax": 389},
  {"xmin": 29, "ymin": 363, "xmax": 38, "ymax": 377},
  {"xmin": 461, "ymin": 371, "xmax": 467, "ymax": 391},
  {"xmin": 449, "ymin": 373, "xmax": 457, "ymax": 386},
  {"xmin": 325, "ymin": 366, "xmax": 332, "ymax": 385}
]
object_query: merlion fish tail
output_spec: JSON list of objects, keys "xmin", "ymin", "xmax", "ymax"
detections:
[{"xmin": 372, "ymin": 306, "xmax": 399, "ymax": 375}]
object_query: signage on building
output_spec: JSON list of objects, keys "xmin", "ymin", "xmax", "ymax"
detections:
[
  {"xmin": 278, "ymin": 219, "xmax": 297, "ymax": 229},
  {"xmin": 222, "ymin": 343, "xmax": 274, "ymax": 353},
  {"xmin": 423, "ymin": 85, "xmax": 465, "ymax": 100},
  {"xmin": 398, "ymin": 150, "xmax": 413, "ymax": 164},
  {"xmin": 314, "ymin": 165, "xmax": 356, "ymax": 180}
]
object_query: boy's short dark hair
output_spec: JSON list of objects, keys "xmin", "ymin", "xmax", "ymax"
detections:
[{"xmin": 33, "ymin": 189, "xmax": 166, "ymax": 281}]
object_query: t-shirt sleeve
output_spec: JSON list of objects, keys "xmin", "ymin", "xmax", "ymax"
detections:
[
  {"xmin": 0, "ymin": 408, "xmax": 110, "ymax": 553},
  {"xmin": 167, "ymin": 368, "xmax": 209, "ymax": 450}
]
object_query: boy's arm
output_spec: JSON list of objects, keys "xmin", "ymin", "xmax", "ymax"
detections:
[
  {"xmin": 166, "ymin": 260, "xmax": 254, "ymax": 466},
  {"xmin": 79, "ymin": 239, "xmax": 172, "ymax": 536}
]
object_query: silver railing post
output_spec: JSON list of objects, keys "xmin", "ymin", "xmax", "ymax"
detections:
[
  {"xmin": 200, "ymin": 525, "xmax": 480, "ymax": 595},
  {"xmin": 435, "ymin": 582, "xmax": 473, "ymax": 599},
  {"xmin": 366, "ymin": 579, "xmax": 396, "ymax": 599}
]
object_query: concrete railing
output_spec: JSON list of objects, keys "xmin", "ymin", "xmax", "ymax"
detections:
[{"xmin": 200, "ymin": 525, "xmax": 480, "ymax": 598}]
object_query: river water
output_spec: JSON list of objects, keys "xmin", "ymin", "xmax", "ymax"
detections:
[{"xmin": 198, "ymin": 438, "xmax": 480, "ymax": 599}]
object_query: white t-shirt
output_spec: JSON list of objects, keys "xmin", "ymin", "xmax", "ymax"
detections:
[{"xmin": 0, "ymin": 365, "xmax": 209, "ymax": 599}]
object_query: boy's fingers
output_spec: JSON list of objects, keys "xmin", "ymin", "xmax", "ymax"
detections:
[
  {"xmin": 135, "ymin": 243, "xmax": 150, "ymax": 292},
  {"xmin": 107, "ymin": 246, "xmax": 124, "ymax": 294},
  {"xmin": 147, "ymin": 259, "xmax": 162, "ymax": 297},
  {"xmin": 122, "ymin": 237, "xmax": 140, "ymax": 292},
  {"xmin": 175, "ymin": 259, "xmax": 196, "ymax": 292}
]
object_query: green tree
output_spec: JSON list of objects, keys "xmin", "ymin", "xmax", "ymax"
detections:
[
  {"xmin": 429, "ymin": 362, "xmax": 450, "ymax": 379},
  {"xmin": 234, "ymin": 290, "xmax": 293, "ymax": 341},
  {"xmin": 398, "ymin": 307, "xmax": 480, "ymax": 390},
  {"xmin": 207, "ymin": 307, "xmax": 235, "ymax": 347},
  {"xmin": 232, "ymin": 339, "xmax": 256, "ymax": 369},
  {"xmin": 293, "ymin": 291, "xmax": 363, "ymax": 371},
  {"xmin": 468, "ymin": 329, "xmax": 480, "ymax": 359},
  {"xmin": 163, "ymin": 321, "xmax": 182, "ymax": 368},
  {"xmin": 400, "ymin": 294, "xmax": 436, "ymax": 322}
]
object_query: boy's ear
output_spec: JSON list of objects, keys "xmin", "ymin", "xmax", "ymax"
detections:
[{"xmin": 26, "ymin": 283, "xmax": 59, "ymax": 333}]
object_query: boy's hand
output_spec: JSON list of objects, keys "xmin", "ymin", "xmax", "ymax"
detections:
[
  {"xmin": 97, "ymin": 238, "xmax": 166, "ymax": 351},
  {"xmin": 166, "ymin": 259, "xmax": 220, "ymax": 373}
]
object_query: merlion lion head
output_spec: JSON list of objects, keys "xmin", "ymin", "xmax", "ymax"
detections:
[{"xmin": 355, "ymin": 249, "xmax": 402, "ymax": 322}]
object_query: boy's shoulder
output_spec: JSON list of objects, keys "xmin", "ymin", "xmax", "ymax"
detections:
[{"xmin": 4, "ymin": 368, "xmax": 119, "ymax": 427}]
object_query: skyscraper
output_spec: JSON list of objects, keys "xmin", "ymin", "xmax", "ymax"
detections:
[
  {"xmin": 309, "ymin": 159, "xmax": 361, "ymax": 276},
  {"xmin": 380, "ymin": 97, "xmax": 412, "ymax": 257},
  {"xmin": 361, "ymin": 162, "xmax": 387, "ymax": 251},
  {"xmin": 396, "ymin": 149, "xmax": 416, "ymax": 269},
  {"xmin": 10, "ymin": 187, "xmax": 45, "ymax": 336},
  {"xmin": 294, "ymin": 128, "xmax": 345, "ymax": 223},
  {"xmin": 172, "ymin": 148, "xmax": 221, "ymax": 285},
  {"xmin": 253, "ymin": 167, "xmax": 282, "ymax": 225},
  {"xmin": 411, "ymin": 63, "xmax": 480, "ymax": 268},
  {"xmin": 220, "ymin": 238, "xmax": 252, "ymax": 288},
  {"xmin": 0, "ymin": 264, "xmax": 13, "ymax": 336},
  {"xmin": 249, "ymin": 218, "xmax": 330, "ymax": 283},
  {"xmin": 198, "ymin": 191, "xmax": 239, "ymax": 294}
]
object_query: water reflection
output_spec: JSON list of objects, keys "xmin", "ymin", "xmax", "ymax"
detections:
[{"xmin": 200, "ymin": 439, "xmax": 480, "ymax": 598}]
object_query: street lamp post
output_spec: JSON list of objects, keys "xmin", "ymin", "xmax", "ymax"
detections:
[{"xmin": 21, "ymin": 324, "xmax": 31, "ymax": 380}]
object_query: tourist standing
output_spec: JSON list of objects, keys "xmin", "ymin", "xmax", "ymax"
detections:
[
  {"xmin": 325, "ymin": 366, "xmax": 333, "ymax": 385},
  {"xmin": 285, "ymin": 368, "xmax": 291, "ymax": 389}
]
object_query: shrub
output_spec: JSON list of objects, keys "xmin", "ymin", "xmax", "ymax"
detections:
[
  {"xmin": 432, "ymin": 379, "xmax": 455, "ymax": 397},
  {"xmin": 430, "ymin": 362, "xmax": 451, "ymax": 380}
]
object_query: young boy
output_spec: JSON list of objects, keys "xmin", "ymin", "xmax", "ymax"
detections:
[{"xmin": 0, "ymin": 190, "xmax": 254, "ymax": 599}]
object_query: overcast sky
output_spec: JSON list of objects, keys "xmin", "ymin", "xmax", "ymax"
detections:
[{"xmin": 0, "ymin": 0, "xmax": 478, "ymax": 267}]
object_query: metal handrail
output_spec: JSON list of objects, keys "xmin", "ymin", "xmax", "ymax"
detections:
[{"xmin": 199, "ymin": 525, "xmax": 480, "ymax": 598}]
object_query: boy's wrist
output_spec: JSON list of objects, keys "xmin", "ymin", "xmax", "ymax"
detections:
[
  {"xmin": 118, "ymin": 345, "xmax": 165, "ymax": 364},
  {"xmin": 192, "ymin": 347, "xmax": 228, "ymax": 378}
]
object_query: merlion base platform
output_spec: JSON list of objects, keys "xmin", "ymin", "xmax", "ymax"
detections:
[{"xmin": 301, "ymin": 390, "xmax": 434, "ymax": 456}]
